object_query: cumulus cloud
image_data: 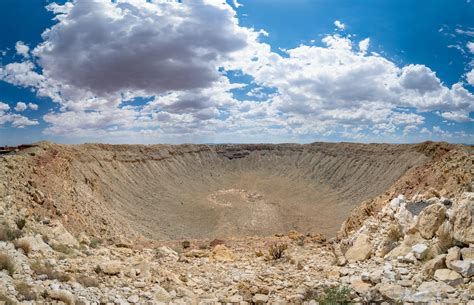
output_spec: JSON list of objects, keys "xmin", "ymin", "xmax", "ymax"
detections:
[
  {"xmin": 33, "ymin": 0, "xmax": 251, "ymax": 97},
  {"xmin": 14, "ymin": 102, "xmax": 27, "ymax": 112},
  {"xmin": 0, "ymin": 102, "xmax": 10, "ymax": 112},
  {"xmin": 468, "ymin": 41, "xmax": 474, "ymax": 53},
  {"xmin": 0, "ymin": 101, "xmax": 38, "ymax": 128},
  {"xmin": 0, "ymin": 0, "xmax": 472, "ymax": 141},
  {"xmin": 15, "ymin": 41, "xmax": 29, "ymax": 58},
  {"xmin": 334, "ymin": 20, "xmax": 345, "ymax": 30},
  {"xmin": 467, "ymin": 69, "xmax": 474, "ymax": 86},
  {"xmin": 28, "ymin": 103, "xmax": 39, "ymax": 110}
]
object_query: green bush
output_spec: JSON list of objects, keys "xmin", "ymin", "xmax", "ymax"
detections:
[{"xmin": 318, "ymin": 285, "xmax": 351, "ymax": 305}]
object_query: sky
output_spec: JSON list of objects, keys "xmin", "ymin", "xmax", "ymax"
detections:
[{"xmin": 0, "ymin": 0, "xmax": 473, "ymax": 145}]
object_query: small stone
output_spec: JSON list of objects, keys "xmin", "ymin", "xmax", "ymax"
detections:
[
  {"xmin": 434, "ymin": 269, "xmax": 463, "ymax": 287},
  {"xmin": 252, "ymin": 294, "xmax": 269, "ymax": 303},
  {"xmin": 128, "ymin": 295, "xmax": 139, "ymax": 303},
  {"xmin": 412, "ymin": 243, "xmax": 428, "ymax": 260}
]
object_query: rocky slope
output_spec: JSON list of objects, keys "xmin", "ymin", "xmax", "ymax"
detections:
[
  {"xmin": 0, "ymin": 141, "xmax": 473, "ymax": 304},
  {"xmin": 1, "ymin": 141, "xmax": 464, "ymax": 240}
]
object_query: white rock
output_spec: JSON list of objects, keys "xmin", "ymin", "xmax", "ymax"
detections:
[
  {"xmin": 448, "ymin": 260, "xmax": 473, "ymax": 277},
  {"xmin": 252, "ymin": 294, "xmax": 269, "ymax": 303},
  {"xmin": 434, "ymin": 269, "xmax": 463, "ymax": 287},
  {"xmin": 412, "ymin": 244, "xmax": 428, "ymax": 260}
]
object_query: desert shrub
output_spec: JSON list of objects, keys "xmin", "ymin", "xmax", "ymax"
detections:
[
  {"xmin": 209, "ymin": 239, "xmax": 225, "ymax": 248},
  {"xmin": 0, "ymin": 253, "xmax": 15, "ymax": 275},
  {"xmin": 41, "ymin": 234, "xmax": 50, "ymax": 245},
  {"xmin": 268, "ymin": 243, "xmax": 288, "ymax": 260},
  {"xmin": 52, "ymin": 243, "xmax": 74, "ymax": 255},
  {"xmin": 255, "ymin": 250, "xmax": 264, "ymax": 257},
  {"xmin": 89, "ymin": 238, "xmax": 102, "ymax": 249},
  {"xmin": 30, "ymin": 261, "xmax": 71, "ymax": 282},
  {"xmin": 77, "ymin": 275, "xmax": 99, "ymax": 287},
  {"xmin": 198, "ymin": 243, "xmax": 208, "ymax": 250},
  {"xmin": 302, "ymin": 288, "xmax": 319, "ymax": 301},
  {"xmin": 15, "ymin": 281, "xmax": 37, "ymax": 301},
  {"xmin": 182, "ymin": 240, "xmax": 191, "ymax": 249},
  {"xmin": 15, "ymin": 218, "xmax": 26, "ymax": 230},
  {"xmin": 0, "ymin": 223, "xmax": 23, "ymax": 242},
  {"xmin": 317, "ymin": 285, "xmax": 351, "ymax": 305},
  {"xmin": 13, "ymin": 239, "xmax": 32, "ymax": 256}
]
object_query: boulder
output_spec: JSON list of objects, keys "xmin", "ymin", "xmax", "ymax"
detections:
[
  {"xmin": 422, "ymin": 254, "xmax": 446, "ymax": 276},
  {"xmin": 351, "ymin": 279, "xmax": 372, "ymax": 295},
  {"xmin": 412, "ymin": 244, "xmax": 428, "ymax": 260},
  {"xmin": 452, "ymin": 195, "xmax": 474, "ymax": 244},
  {"xmin": 376, "ymin": 283, "xmax": 407, "ymax": 301},
  {"xmin": 407, "ymin": 281, "xmax": 454, "ymax": 302},
  {"xmin": 345, "ymin": 234, "xmax": 372, "ymax": 262},
  {"xmin": 449, "ymin": 260, "xmax": 473, "ymax": 277},
  {"xmin": 100, "ymin": 261, "xmax": 122, "ymax": 275},
  {"xmin": 50, "ymin": 223, "xmax": 79, "ymax": 248},
  {"xmin": 210, "ymin": 245, "xmax": 235, "ymax": 262},
  {"xmin": 435, "ymin": 221, "xmax": 455, "ymax": 253},
  {"xmin": 461, "ymin": 247, "xmax": 474, "ymax": 261},
  {"xmin": 434, "ymin": 269, "xmax": 463, "ymax": 287},
  {"xmin": 445, "ymin": 246, "xmax": 461, "ymax": 269},
  {"xmin": 155, "ymin": 246, "xmax": 179, "ymax": 261},
  {"xmin": 417, "ymin": 203, "xmax": 446, "ymax": 239}
]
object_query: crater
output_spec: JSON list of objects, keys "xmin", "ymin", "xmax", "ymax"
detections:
[{"xmin": 9, "ymin": 142, "xmax": 447, "ymax": 240}]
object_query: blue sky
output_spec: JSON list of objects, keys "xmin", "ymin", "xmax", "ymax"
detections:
[{"xmin": 0, "ymin": 0, "xmax": 473, "ymax": 145}]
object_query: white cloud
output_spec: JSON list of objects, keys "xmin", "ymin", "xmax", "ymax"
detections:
[
  {"xmin": 28, "ymin": 103, "xmax": 39, "ymax": 110},
  {"xmin": 0, "ymin": 0, "xmax": 472, "ymax": 142},
  {"xmin": 0, "ymin": 102, "xmax": 38, "ymax": 128},
  {"xmin": 14, "ymin": 102, "xmax": 27, "ymax": 112},
  {"xmin": 467, "ymin": 41, "xmax": 474, "ymax": 53},
  {"xmin": 358, "ymin": 38, "xmax": 370, "ymax": 54},
  {"xmin": 0, "ymin": 102, "xmax": 10, "ymax": 112},
  {"xmin": 467, "ymin": 69, "xmax": 474, "ymax": 86},
  {"xmin": 33, "ymin": 0, "xmax": 252, "ymax": 97},
  {"xmin": 15, "ymin": 41, "xmax": 29, "ymax": 58},
  {"xmin": 334, "ymin": 20, "xmax": 345, "ymax": 30}
]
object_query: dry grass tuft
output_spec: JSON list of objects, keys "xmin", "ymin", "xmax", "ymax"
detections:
[
  {"xmin": 13, "ymin": 239, "xmax": 32, "ymax": 256},
  {"xmin": 30, "ymin": 260, "xmax": 71, "ymax": 282},
  {"xmin": 268, "ymin": 243, "xmax": 288, "ymax": 260},
  {"xmin": 15, "ymin": 281, "xmax": 37, "ymax": 301},
  {"xmin": 77, "ymin": 275, "xmax": 100, "ymax": 287},
  {"xmin": 0, "ymin": 253, "xmax": 15, "ymax": 275}
]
